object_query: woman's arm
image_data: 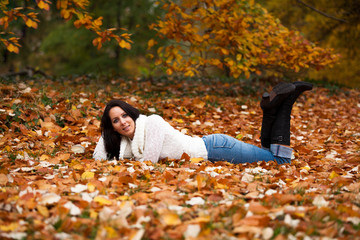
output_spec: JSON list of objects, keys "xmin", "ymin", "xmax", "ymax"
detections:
[
  {"xmin": 93, "ymin": 136, "xmax": 108, "ymax": 160},
  {"xmin": 142, "ymin": 115, "xmax": 167, "ymax": 163}
]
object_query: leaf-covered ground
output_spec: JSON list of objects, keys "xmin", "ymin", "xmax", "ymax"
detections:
[{"xmin": 0, "ymin": 77, "xmax": 359, "ymax": 240}]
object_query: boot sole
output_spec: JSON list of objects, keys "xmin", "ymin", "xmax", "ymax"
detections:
[
  {"xmin": 269, "ymin": 82, "xmax": 296, "ymax": 101},
  {"xmin": 293, "ymin": 81, "xmax": 313, "ymax": 92}
]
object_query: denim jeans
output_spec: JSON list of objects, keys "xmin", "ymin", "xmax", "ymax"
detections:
[{"xmin": 202, "ymin": 134, "xmax": 292, "ymax": 164}]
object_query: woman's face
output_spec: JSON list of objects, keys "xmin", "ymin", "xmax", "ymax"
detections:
[{"xmin": 109, "ymin": 106, "xmax": 135, "ymax": 139}]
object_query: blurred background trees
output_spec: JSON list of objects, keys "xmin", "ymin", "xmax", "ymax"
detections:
[
  {"xmin": 1, "ymin": 0, "xmax": 358, "ymax": 87},
  {"xmin": 259, "ymin": 0, "xmax": 360, "ymax": 87},
  {"xmin": 1, "ymin": 0, "xmax": 161, "ymax": 76}
]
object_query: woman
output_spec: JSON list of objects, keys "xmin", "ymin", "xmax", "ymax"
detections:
[{"xmin": 93, "ymin": 81, "xmax": 313, "ymax": 164}]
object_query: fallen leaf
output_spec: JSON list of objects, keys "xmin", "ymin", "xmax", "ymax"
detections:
[
  {"xmin": 40, "ymin": 193, "xmax": 61, "ymax": 205},
  {"xmin": 184, "ymin": 224, "xmax": 201, "ymax": 238},
  {"xmin": 160, "ymin": 211, "xmax": 181, "ymax": 226},
  {"xmin": 81, "ymin": 171, "xmax": 95, "ymax": 180},
  {"xmin": 94, "ymin": 196, "xmax": 112, "ymax": 206},
  {"xmin": 186, "ymin": 197, "xmax": 205, "ymax": 205},
  {"xmin": 0, "ymin": 173, "xmax": 8, "ymax": 185},
  {"xmin": 71, "ymin": 144, "xmax": 85, "ymax": 154}
]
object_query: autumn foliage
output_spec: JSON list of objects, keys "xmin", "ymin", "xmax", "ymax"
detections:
[
  {"xmin": 0, "ymin": 78, "xmax": 359, "ymax": 239},
  {"xmin": 148, "ymin": 0, "xmax": 339, "ymax": 78},
  {"xmin": 0, "ymin": 0, "xmax": 132, "ymax": 53}
]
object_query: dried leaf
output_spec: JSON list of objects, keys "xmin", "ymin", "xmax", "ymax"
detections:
[{"xmin": 81, "ymin": 171, "xmax": 94, "ymax": 180}]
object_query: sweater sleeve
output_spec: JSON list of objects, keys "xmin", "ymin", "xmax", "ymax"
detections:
[
  {"xmin": 93, "ymin": 136, "xmax": 108, "ymax": 160},
  {"xmin": 142, "ymin": 115, "xmax": 167, "ymax": 163}
]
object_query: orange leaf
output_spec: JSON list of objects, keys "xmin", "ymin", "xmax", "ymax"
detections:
[
  {"xmin": 93, "ymin": 17, "xmax": 103, "ymax": 27},
  {"xmin": 119, "ymin": 39, "xmax": 131, "ymax": 50},
  {"xmin": 160, "ymin": 211, "xmax": 181, "ymax": 226},
  {"xmin": 147, "ymin": 39, "xmax": 157, "ymax": 49},
  {"xmin": 7, "ymin": 44, "xmax": 19, "ymax": 54},
  {"xmin": 0, "ymin": 173, "xmax": 8, "ymax": 186}
]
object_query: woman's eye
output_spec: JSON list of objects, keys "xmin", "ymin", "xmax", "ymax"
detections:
[
  {"xmin": 122, "ymin": 114, "xmax": 128, "ymax": 118},
  {"xmin": 113, "ymin": 119, "xmax": 118, "ymax": 123}
]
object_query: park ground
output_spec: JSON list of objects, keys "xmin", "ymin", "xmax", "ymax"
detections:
[{"xmin": 0, "ymin": 77, "xmax": 359, "ymax": 239}]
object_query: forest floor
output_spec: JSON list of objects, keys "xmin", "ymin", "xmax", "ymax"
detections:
[{"xmin": 0, "ymin": 76, "xmax": 359, "ymax": 239}]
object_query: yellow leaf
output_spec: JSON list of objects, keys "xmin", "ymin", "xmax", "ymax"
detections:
[
  {"xmin": 87, "ymin": 182, "xmax": 96, "ymax": 192},
  {"xmin": 7, "ymin": 44, "xmax": 19, "ymax": 54},
  {"xmin": 0, "ymin": 222, "xmax": 18, "ymax": 232},
  {"xmin": 147, "ymin": 39, "xmax": 157, "ymax": 49},
  {"xmin": 294, "ymin": 212, "xmax": 305, "ymax": 218},
  {"xmin": 161, "ymin": 212, "xmax": 181, "ymax": 226},
  {"xmin": 166, "ymin": 68, "xmax": 173, "ymax": 75},
  {"xmin": 90, "ymin": 209, "xmax": 98, "ymax": 219},
  {"xmin": 112, "ymin": 165, "xmax": 122, "ymax": 172},
  {"xmin": 190, "ymin": 157, "xmax": 204, "ymax": 163},
  {"xmin": 226, "ymin": 59, "xmax": 234, "ymax": 66},
  {"xmin": 119, "ymin": 39, "xmax": 131, "ymax": 50},
  {"xmin": 193, "ymin": 34, "xmax": 203, "ymax": 42},
  {"xmin": 40, "ymin": 154, "xmax": 50, "ymax": 161},
  {"xmin": 61, "ymin": 9, "xmax": 71, "ymax": 20},
  {"xmin": 184, "ymin": 70, "xmax": 194, "ymax": 77},
  {"xmin": 301, "ymin": 165, "xmax": 311, "ymax": 171},
  {"xmin": 174, "ymin": 118, "xmax": 183, "ymax": 123},
  {"xmin": 220, "ymin": 48, "xmax": 229, "ymax": 55},
  {"xmin": 104, "ymin": 226, "xmax": 118, "ymax": 238},
  {"xmin": 190, "ymin": 215, "xmax": 211, "ymax": 223},
  {"xmin": 215, "ymin": 182, "xmax": 228, "ymax": 189},
  {"xmin": 94, "ymin": 196, "xmax": 112, "ymax": 206},
  {"xmin": 25, "ymin": 19, "xmax": 36, "ymax": 28},
  {"xmin": 37, "ymin": 205, "xmax": 49, "ymax": 217},
  {"xmin": 93, "ymin": 17, "xmax": 103, "ymax": 27},
  {"xmin": 117, "ymin": 195, "xmax": 130, "ymax": 201},
  {"xmin": 38, "ymin": 0, "xmax": 50, "ymax": 11},
  {"xmin": 81, "ymin": 171, "xmax": 94, "ymax": 180},
  {"xmin": 210, "ymin": 58, "xmax": 222, "ymax": 67},
  {"xmin": 329, "ymin": 171, "xmax": 339, "ymax": 180},
  {"xmin": 73, "ymin": 164, "xmax": 84, "ymax": 170}
]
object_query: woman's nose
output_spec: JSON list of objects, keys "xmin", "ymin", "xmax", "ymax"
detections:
[{"xmin": 119, "ymin": 117, "xmax": 126, "ymax": 125}]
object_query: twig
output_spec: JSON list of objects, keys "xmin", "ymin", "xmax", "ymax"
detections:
[{"xmin": 296, "ymin": 0, "xmax": 348, "ymax": 23}]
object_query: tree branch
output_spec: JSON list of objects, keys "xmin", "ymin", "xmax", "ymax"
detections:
[{"xmin": 296, "ymin": 0, "xmax": 348, "ymax": 23}]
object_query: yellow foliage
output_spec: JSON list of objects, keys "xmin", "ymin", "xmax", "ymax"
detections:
[
  {"xmin": 149, "ymin": 0, "xmax": 339, "ymax": 79},
  {"xmin": 262, "ymin": 0, "xmax": 359, "ymax": 87}
]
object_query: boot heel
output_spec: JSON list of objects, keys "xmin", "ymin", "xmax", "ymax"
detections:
[{"xmin": 261, "ymin": 82, "xmax": 295, "ymax": 110}]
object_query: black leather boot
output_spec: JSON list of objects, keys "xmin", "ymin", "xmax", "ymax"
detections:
[
  {"xmin": 271, "ymin": 81, "xmax": 313, "ymax": 146},
  {"xmin": 260, "ymin": 82, "xmax": 296, "ymax": 149}
]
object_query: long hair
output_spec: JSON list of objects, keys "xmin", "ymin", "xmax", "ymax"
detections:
[{"xmin": 101, "ymin": 100, "xmax": 140, "ymax": 160}]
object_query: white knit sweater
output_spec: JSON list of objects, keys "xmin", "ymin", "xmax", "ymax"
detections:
[{"xmin": 93, "ymin": 114, "xmax": 208, "ymax": 163}]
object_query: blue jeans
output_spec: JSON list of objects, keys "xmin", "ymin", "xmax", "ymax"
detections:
[{"xmin": 202, "ymin": 134, "xmax": 292, "ymax": 164}]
